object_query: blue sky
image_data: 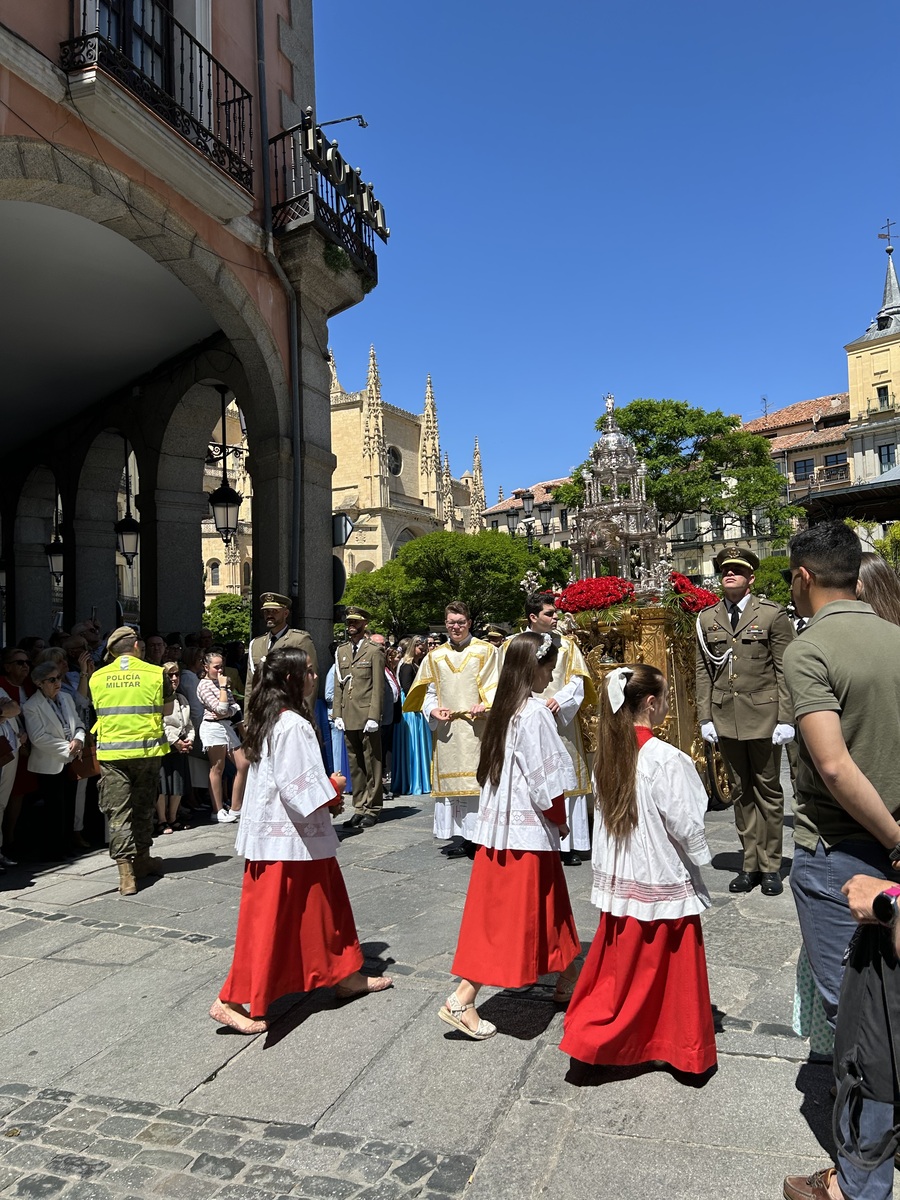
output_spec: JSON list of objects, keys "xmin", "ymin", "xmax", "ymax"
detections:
[{"xmin": 313, "ymin": 1, "xmax": 900, "ymax": 505}]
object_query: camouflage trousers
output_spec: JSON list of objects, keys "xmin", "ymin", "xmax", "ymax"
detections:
[{"xmin": 98, "ymin": 759, "xmax": 160, "ymax": 861}]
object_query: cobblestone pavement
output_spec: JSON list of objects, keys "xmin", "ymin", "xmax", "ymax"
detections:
[{"xmin": 0, "ymin": 776, "xmax": 835, "ymax": 1200}]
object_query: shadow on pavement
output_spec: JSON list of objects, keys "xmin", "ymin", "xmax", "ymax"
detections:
[
  {"xmin": 563, "ymin": 1058, "xmax": 718, "ymax": 1089},
  {"xmin": 795, "ymin": 1061, "xmax": 837, "ymax": 1158}
]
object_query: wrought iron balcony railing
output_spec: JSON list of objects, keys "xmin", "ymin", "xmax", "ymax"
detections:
[
  {"xmin": 61, "ymin": 1, "xmax": 253, "ymax": 192},
  {"xmin": 820, "ymin": 463, "xmax": 850, "ymax": 484},
  {"xmin": 269, "ymin": 124, "xmax": 380, "ymax": 283}
]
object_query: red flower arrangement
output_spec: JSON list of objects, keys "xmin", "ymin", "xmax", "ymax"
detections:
[
  {"xmin": 669, "ymin": 572, "xmax": 718, "ymax": 613},
  {"xmin": 555, "ymin": 576, "xmax": 636, "ymax": 613}
]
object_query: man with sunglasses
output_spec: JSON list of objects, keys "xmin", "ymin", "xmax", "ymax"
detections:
[{"xmin": 695, "ymin": 545, "xmax": 795, "ymax": 896}]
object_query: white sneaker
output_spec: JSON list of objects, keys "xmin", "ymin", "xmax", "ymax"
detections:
[
  {"xmin": 0, "ymin": 852, "xmax": 16, "ymax": 867},
  {"xmin": 217, "ymin": 809, "xmax": 240, "ymax": 823}
]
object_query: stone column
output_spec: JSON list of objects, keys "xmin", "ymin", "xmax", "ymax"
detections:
[
  {"xmin": 13, "ymin": 538, "xmax": 52, "ymax": 642},
  {"xmin": 73, "ymin": 515, "xmax": 119, "ymax": 633},
  {"xmin": 153, "ymin": 489, "xmax": 209, "ymax": 634}
]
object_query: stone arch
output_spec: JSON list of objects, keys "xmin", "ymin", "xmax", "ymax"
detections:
[
  {"xmin": 0, "ymin": 139, "xmax": 289, "ymax": 446},
  {"xmin": 354, "ymin": 561, "xmax": 375, "ymax": 574},
  {"xmin": 14, "ymin": 466, "xmax": 58, "ymax": 640},
  {"xmin": 391, "ymin": 527, "xmax": 422, "ymax": 558}
]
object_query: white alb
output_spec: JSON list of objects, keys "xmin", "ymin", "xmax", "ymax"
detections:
[
  {"xmin": 472, "ymin": 697, "xmax": 576, "ymax": 852},
  {"xmin": 234, "ymin": 711, "xmax": 338, "ymax": 863},
  {"xmin": 591, "ymin": 736, "xmax": 711, "ymax": 920}
]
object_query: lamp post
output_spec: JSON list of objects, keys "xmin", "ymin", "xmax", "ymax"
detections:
[
  {"xmin": 538, "ymin": 502, "xmax": 552, "ymax": 537},
  {"xmin": 45, "ymin": 499, "xmax": 64, "ymax": 584},
  {"xmin": 208, "ymin": 384, "xmax": 243, "ymax": 545},
  {"xmin": 114, "ymin": 436, "xmax": 140, "ymax": 567}
]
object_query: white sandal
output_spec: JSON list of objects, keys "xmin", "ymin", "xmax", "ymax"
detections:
[{"xmin": 438, "ymin": 992, "xmax": 497, "ymax": 1040}]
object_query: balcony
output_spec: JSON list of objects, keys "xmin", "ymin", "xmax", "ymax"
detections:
[
  {"xmin": 60, "ymin": 2, "xmax": 253, "ymax": 219},
  {"xmin": 820, "ymin": 463, "xmax": 850, "ymax": 484},
  {"xmin": 269, "ymin": 116, "xmax": 389, "ymax": 287}
]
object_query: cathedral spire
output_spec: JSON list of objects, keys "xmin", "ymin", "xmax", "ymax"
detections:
[
  {"xmin": 468, "ymin": 436, "xmax": 485, "ymax": 532},
  {"xmin": 881, "ymin": 245, "xmax": 900, "ymax": 318},
  {"xmin": 420, "ymin": 374, "xmax": 442, "ymax": 520},
  {"xmin": 328, "ymin": 349, "xmax": 343, "ymax": 402},
  {"xmin": 442, "ymin": 451, "xmax": 454, "ymax": 529},
  {"xmin": 362, "ymin": 345, "xmax": 387, "ymax": 508}
]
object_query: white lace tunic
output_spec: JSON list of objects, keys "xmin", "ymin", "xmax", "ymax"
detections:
[
  {"xmin": 234, "ymin": 711, "xmax": 339, "ymax": 863},
  {"xmin": 472, "ymin": 697, "xmax": 577, "ymax": 852},
  {"xmin": 591, "ymin": 736, "xmax": 711, "ymax": 920}
]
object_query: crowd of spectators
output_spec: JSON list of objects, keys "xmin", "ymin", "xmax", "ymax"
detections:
[{"xmin": 0, "ymin": 619, "xmax": 251, "ymax": 869}]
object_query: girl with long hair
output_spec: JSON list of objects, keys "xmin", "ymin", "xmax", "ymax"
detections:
[
  {"xmin": 857, "ymin": 551, "xmax": 900, "ymax": 625},
  {"xmin": 440, "ymin": 632, "xmax": 580, "ymax": 1040},
  {"xmin": 210, "ymin": 646, "xmax": 392, "ymax": 1034},
  {"xmin": 560, "ymin": 664, "xmax": 717, "ymax": 1077}
]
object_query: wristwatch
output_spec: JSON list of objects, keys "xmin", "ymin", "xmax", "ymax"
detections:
[{"xmin": 873, "ymin": 885, "xmax": 900, "ymax": 926}]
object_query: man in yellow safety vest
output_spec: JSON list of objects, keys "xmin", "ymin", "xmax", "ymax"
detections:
[{"xmin": 90, "ymin": 626, "xmax": 167, "ymax": 895}]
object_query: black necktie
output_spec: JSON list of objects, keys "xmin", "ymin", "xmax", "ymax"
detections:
[
  {"xmin": 730, "ymin": 604, "xmax": 740, "ymax": 631},
  {"xmin": 796, "ymin": 618, "xmax": 807, "ymax": 634}
]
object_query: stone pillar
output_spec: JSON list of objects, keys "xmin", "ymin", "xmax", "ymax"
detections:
[
  {"xmin": 247, "ymin": 433, "xmax": 293, "ymax": 629},
  {"xmin": 153, "ymin": 489, "xmax": 209, "ymax": 634},
  {"xmin": 13, "ymin": 539, "xmax": 52, "ymax": 642},
  {"xmin": 73, "ymin": 514, "xmax": 119, "ymax": 632}
]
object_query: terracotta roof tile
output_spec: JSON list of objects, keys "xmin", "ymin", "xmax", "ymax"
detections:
[
  {"xmin": 483, "ymin": 478, "xmax": 571, "ymax": 516},
  {"xmin": 744, "ymin": 393, "xmax": 849, "ymax": 433},
  {"xmin": 768, "ymin": 427, "xmax": 850, "ymax": 453}
]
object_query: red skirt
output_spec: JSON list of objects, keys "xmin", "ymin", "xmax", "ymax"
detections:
[
  {"xmin": 560, "ymin": 912, "xmax": 717, "ymax": 1075},
  {"xmin": 219, "ymin": 858, "xmax": 364, "ymax": 1018},
  {"xmin": 451, "ymin": 846, "xmax": 580, "ymax": 988}
]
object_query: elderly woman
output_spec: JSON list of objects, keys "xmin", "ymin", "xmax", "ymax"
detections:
[{"xmin": 23, "ymin": 660, "xmax": 85, "ymax": 861}]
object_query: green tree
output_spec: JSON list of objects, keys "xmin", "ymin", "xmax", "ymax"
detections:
[
  {"xmin": 874, "ymin": 522, "xmax": 900, "ymax": 568},
  {"xmin": 555, "ymin": 399, "xmax": 802, "ymax": 545},
  {"xmin": 752, "ymin": 555, "xmax": 791, "ymax": 607},
  {"xmin": 614, "ymin": 399, "xmax": 801, "ymax": 542},
  {"xmin": 340, "ymin": 530, "xmax": 572, "ymax": 634},
  {"xmin": 203, "ymin": 594, "xmax": 251, "ymax": 643}
]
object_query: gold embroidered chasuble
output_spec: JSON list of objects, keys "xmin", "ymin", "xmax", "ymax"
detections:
[
  {"xmin": 403, "ymin": 637, "xmax": 497, "ymax": 798},
  {"xmin": 499, "ymin": 634, "xmax": 596, "ymax": 796}
]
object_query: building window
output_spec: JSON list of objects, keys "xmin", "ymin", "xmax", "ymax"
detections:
[
  {"xmin": 682, "ymin": 515, "xmax": 697, "ymax": 539},
  {"xmin": 386, "ymin": 445, "xmax": 402, "ymax": 476},
  {"xmin": 100, "ymin": 0, "xmax": 174, "ymax": 90},
  {"xmin": 740, "ymin": 515, "xmax": 754, "ymax": 538},
  {"xmin": 878, "ymin": 385, "xmax": 891, "ymax": 410},
  {"xmin": 242, "ymin": 560, "xmax": 251, "ymax": 589},
  {"xmin": 209, "ymin": 560, "xmax": 220, "ymax": 587},
  {"xmin": 490, "ymin": 519, "xmax": 498, "ymax": 531},
  {"xmin": 824, "ymin": 452, "xmax": 847, "ymax": 467},
  {"xmin": 710, "ymin": 514, "xmax": 725, "ymax": 540},
  {"xmin": 793, "ymin": 458, "xmax": 814, "ymax": 482},
  {"xmin": 559, "ymin": 508, "xmax": 569, "ymax": 531},
  {"xmin": 878, "ymin": 444, "xmax": 896, "ymax": 474}
]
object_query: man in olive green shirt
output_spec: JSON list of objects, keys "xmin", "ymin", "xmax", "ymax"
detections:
[{"xmin": 782, "ymin": 527, "xmax": 900, "ymax": 1200}]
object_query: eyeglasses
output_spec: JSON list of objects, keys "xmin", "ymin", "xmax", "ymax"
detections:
[
  {"xmin": 41, "ymin": 675, "xmax": 61, "ymax": 684},
  {"xmin": 166, "ymin": 670, "xmax": 180, "ymax": 677},
  {"xmin": 445, "ymin": 620, "xmax": 468, "ymax": 628},
  {"xmin": 7, "ymin": 659, "xmax": 28, "ymax": 667}
]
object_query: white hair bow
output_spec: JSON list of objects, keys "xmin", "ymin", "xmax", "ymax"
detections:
[
  {"xmin": 606, "ymin": 666, "xmax": 633, "ymax": 714},
  {"xmin": 535, "ymin": 633, "xmax": 554, "ymax": 661}
]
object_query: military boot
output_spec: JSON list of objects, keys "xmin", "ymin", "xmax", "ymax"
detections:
[
  {"xmin": 133, "ymin": 852, "xmax": 164, "ymax": 879},
  {"xmin": 117, "ymin": 860, "xmax": 137, "ymax": 896}
]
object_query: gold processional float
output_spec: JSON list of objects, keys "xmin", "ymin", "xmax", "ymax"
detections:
[{"xmin": 551, "ymin": 394, "xmax": 730, "ymax": 803}]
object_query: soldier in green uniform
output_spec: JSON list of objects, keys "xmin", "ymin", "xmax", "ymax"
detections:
[
  {"xmin": 90, "ymin": 626, "xmax": 168, "ymax": 896},
  {"xmin": 333, "ymin": 607, "xmax": 385, "ymax": 829},
  {"xmin": 695, "ymin": 546, "xmax": 795, "ymax": 896},
  {"xmin": 245, "ymin": 592, "xmax": 317, "ymax": 694}
]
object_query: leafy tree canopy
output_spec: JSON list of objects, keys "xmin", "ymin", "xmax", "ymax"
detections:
[
  {"xmin": 874, "ymin": 522, "xmax": 900, "ymax": 569},
  {"xmin": 340, "ymin": 530, "xmax": 572, "ymax": 635},
  {"xmin": 752, "ymin": 555, "xmax": 791, "ymax": 608},
  {"xmin": 555, "ymin": 399, "xmax": 803, "ymax": 545},
  {"xmin": 203, "ymin": 593, "xmax": 251, "ymax": 644}
]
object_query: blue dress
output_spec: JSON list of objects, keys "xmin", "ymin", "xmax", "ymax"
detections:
[{"xmin": 393, "ymin": 688, "xmax": 432, "ymax": 795}]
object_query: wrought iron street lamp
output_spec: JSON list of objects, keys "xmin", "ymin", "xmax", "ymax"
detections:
[
  {"xmin": 208, "ymin": 384, "xmax": 243, "ymax": 545},
  {"xmin": 114, "ymin": 436, "xmax": 140, "ymax": 566},
  {"xmin": 45, "ymin": 499, "xmax": 64, "ymax": 583},
  {"xmin": 538, "ymin": 502, "xmax": 553, "ymax": 535},
  {"xmin": 505, "ymin": 508, "xmax": 519, "ymax": 534},
  {"xmin": 521, "ymin": 489, "xmax": 535, "ymax": 518}
]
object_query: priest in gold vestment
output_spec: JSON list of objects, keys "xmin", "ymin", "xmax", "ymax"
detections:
[{"xmin": 403, "ymin": 601, "xmax": 497, "ymax": 857}]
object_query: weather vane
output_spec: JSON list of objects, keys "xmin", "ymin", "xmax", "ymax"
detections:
[{"xmin": 879, "ymin": 218, "xmax": 895, "ymax": 248}]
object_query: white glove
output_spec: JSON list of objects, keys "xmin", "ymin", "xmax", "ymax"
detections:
[
  {"xmin": 334, "ymin": 717, "xmax": 345, "ymax": 731},
  {"xmin": 772, "ymin": 723, "xmax": 795, "ymax": 746},
  {"xmin": 700, "ymin": 721, "xmax": 718, "ymax": 744},
  {"xmin": 364, "ymin": 719, "xmax": 379, "ymax": 734}
]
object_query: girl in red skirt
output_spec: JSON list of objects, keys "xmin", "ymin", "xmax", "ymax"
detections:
[
  {"xmin": 560, "ymin": 664, "xmax": 717, "ymax": 1076},
  {"xmin": 209, "ymin": 646, "xmax": 392, "ymax": 1034},
  {"xmin": 440, "ymin": 632, "xmax": 581, "ymax": 1040}
]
